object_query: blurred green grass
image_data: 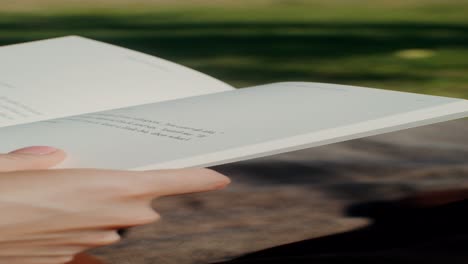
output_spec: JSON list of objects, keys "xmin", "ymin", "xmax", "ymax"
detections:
[{"xmin": 1, "ymin": 1, "xmax": 468, "ymax": 98}]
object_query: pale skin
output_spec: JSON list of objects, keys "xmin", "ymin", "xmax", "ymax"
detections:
[{"xmin": 0, "ymin": 146, "xmax": 230, "ymax": 264}]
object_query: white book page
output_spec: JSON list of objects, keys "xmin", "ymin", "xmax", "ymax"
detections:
[
  {"xmin": 0, "ymin": 82, "xmax": 466, "ymax": 170},
  {"xmin": 0, "ymin": 36, "xmax": 233, "ymax": 128}
]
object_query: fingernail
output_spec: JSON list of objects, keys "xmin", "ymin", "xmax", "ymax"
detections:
[
  {"xmin": 213, "ymin": 178, "xmax": 231, "ymax": 190},
  {"xmin": 10, "ymin": 146, "xmax": 59, "ymax": 155}
]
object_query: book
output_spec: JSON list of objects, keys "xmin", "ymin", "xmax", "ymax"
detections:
[{"xmin": 1, "ymin": 36, "xmax": 467, "ymax": 170}]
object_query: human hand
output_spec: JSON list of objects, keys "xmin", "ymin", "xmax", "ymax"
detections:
[{"xmin": 0, "ymin": 146, "xmax": 230, "ymax": 264}]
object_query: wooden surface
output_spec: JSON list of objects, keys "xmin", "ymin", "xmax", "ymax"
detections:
[{"xmin": 89, "ymin": 119, "xmax": 468, "ymax": 264}]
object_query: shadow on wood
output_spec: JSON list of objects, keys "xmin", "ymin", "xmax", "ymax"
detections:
[{"xmin": 216, "ymin": 189, "xmax": 468, "ymax": 264}]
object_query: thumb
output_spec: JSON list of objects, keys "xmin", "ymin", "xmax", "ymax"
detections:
[{"xmin": 0, "ymin": 146, "xmax": 66, "ymax": 172}]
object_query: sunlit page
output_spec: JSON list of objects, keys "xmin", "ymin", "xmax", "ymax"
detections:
[
  {"xmin": 0, "ymin": 82, "xmax": 466, "ymax": 169},
  {"xmin": 0, "ymin": 36, "xmax": 233, "ymax": 128}
]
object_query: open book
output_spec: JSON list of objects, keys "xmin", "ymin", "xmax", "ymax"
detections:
[{"xmin": 1, "ymin": 36, "xmax": 467, "ymax": 170}]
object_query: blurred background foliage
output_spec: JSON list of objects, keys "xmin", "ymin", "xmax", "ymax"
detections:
[{"xmin": 1, "ymin": 0, "xmax": 467, "ymax": 98}]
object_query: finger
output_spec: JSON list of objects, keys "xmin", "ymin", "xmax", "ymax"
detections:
[
  {"xmin": 0, "ymin": 146, "xmax": 66, "ymax": 172},
  {"xmin": 0, "ymin": 230, "xmax": 120, "ymax": 247},
  {"xmin": 0, "ymin": 245, "xmax": 82, "ymax": 257},
  {"xmin": 137, "ymin": 168, "xmax": 230, "ymax": 197},
  {"xmin": 13, "ymin": 201, "xmax": 161, "ymax": 231}
]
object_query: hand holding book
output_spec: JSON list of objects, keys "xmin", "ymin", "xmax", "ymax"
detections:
[{"xmin": 0, "ymin": 146, "xmax": 229, "ymax": 264}]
